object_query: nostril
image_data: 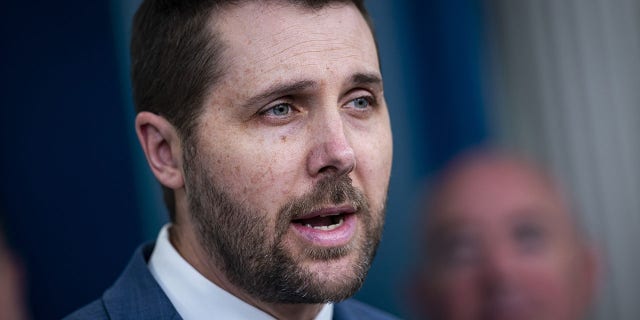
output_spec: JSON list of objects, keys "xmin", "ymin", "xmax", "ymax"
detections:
[
  {"xmin": 317, "ymin": 156, "xmax": 355, "ymax": 175},
  {"xmin": 314, "ymin": 160, "xmax": 355, "ymax": 179},
  {"xmin": 307, "ymin": 144, "xmax": 355, "ymax": 176},
  {"xmin": 318, "ymin": 166, "xmax": 336, "ymax": 175}
]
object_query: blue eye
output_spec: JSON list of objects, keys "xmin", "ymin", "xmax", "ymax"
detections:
[
  {"xmin": 266, "ymin": 103, "xmax": 292, "ymax": 116},
  {"xmin": 351, "ymin": 97, "xmax": 371, "ymax": 109}
]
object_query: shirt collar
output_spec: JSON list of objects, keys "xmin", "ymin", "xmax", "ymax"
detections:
[{"xmin": 148, "ymin": 224, "xmax": 334, "ymax": 320}]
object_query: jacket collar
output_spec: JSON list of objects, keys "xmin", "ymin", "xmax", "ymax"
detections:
[{"xmin": 102, "ymin": 243, "xmax": 181, "ymax": 320}]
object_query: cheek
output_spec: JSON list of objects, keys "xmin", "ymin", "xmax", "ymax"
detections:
[
  {"xmin": 437, "ymin": 270, "xmax": 482, "ymax": 319},
  {"xmin": 202, "ymin": 133, "xmax": 303, "ymax": 210},
  {"xmin": 516, "ymin": 257, "xmax": 580, "ymax": 317},
  {"xmin": 352, "ymin": 127, "xmax": 392, "ymax": 197}
]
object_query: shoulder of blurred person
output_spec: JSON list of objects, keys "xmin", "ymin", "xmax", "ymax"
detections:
[{"xmin": 0, "ymin": 223, "xmax": 29, "ymax": 320}]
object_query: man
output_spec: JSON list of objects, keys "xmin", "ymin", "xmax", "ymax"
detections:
[
  {"xmin": 66, "ymin": 0, "xmax": 394, "ymax": 319},
  {"xmin": 411, "ymin": 151, "xmax": 599, "ymax": 320}
]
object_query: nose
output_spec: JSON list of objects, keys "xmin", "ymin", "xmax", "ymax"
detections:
[
  {"xmin": 481, "ymin": 245, "xmax": 519, "ymax": 294},
  {"xmin": 306, "ymin": 112, "xmax": 356, "ymax": 178}
]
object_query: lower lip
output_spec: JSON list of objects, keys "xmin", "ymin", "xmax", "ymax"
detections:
[{"xmin": 290, "ymin": 214, "xmax": 357, "ymax": 247}]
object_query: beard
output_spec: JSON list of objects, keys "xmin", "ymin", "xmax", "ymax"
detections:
[{"xmin": 183, "ymin": 152, "xmax": 385, "ymax": 304}]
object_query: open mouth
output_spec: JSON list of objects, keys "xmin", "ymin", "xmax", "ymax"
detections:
[
  {"xmin": 289, "ymin": 206, "xmax": 357, "ymax": 246},
  {"xmin": 292, "ymin": 213, "xmax": 346, "ymax": 231}
]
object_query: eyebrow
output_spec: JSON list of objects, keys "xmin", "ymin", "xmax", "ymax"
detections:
[
  {"xmin": 243, "ymin": 79, "xmax": 317, "ymax": 109},
  {"xmin": 350, "ymin": 72, "xmax": 383, "ymax": 88},
  {"xmin": 241, "ymin": 72, "xmax": 383, "ymax": 109}
]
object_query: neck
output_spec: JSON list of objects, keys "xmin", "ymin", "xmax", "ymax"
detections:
[
  {"xmin": 260, "ymin": 303, "xmax": 325, "ymax": 320},
  {"xmin": 169, "ymin": 223, "xmax": 326, "ymax": 320}
]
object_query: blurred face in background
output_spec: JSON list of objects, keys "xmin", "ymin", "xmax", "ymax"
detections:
[{"xmin": 417, "ymin": 155, "xmax": 598, "ymax": 320}]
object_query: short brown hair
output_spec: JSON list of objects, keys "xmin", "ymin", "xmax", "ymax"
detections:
[{"xmin": 131, "ymin": 0, "xmax": 373, "ymax": 222}]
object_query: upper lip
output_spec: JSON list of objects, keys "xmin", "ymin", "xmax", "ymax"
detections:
[{"xmin": 291, "ymin": 204, "xmax": 357, "ymax": 221}]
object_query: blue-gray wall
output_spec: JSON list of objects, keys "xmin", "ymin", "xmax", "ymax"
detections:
[{"xmin": 0, "ymin": 1, "xmax": 487, "ymax": 318}]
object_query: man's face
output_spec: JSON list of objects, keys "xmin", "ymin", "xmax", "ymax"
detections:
[
  {"xmin": 183, "ymin": 2, "xmax": 392, "ymax": 303},
  {"xmin": 422, "ymin": 161, "xmax": 593, "ymax": 320}
]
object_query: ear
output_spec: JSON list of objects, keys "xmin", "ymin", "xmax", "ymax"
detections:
[{"xmin": 135, "ymin": 112, "xmax": 185, "ymax": 190}]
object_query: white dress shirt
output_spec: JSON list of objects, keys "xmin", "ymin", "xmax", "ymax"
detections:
[{"xmin": 148, "ymin": 224, "xmax": 334, "ymax": 320}]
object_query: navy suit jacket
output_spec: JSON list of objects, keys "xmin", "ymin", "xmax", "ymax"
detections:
[{"xmin": 65, "ymin": 243, "xmax": 398, "ymax": 320}]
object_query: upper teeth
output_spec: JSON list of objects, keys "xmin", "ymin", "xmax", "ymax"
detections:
[{"xmin": 305, "ymin": 217, "xmax": 344, "ymax": 231}]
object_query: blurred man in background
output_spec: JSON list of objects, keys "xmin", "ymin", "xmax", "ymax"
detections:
[{"xmin": 411, "ymin": 150, "xmax": 599, "ymax": 320}]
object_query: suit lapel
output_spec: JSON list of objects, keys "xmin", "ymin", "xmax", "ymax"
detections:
[{"xmin": 102, "ymin": 243, "xmax": 181, "ymax": 320}]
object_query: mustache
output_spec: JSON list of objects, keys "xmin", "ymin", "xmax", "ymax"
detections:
[{"xmin": 278, "ymin": 175, "xmax": 369, "ymax": 222}]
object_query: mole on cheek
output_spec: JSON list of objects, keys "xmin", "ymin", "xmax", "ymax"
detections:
[{"xmin": 280, "ymin": 135, "xmax": 287, "ymax": 142}]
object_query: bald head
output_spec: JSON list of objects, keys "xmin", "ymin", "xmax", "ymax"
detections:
[
  {"xmin": 426, "ymin": 152, "xmax": 582, "ymax": 247},
  {"xmin": 414, "ymin": 151, "xmax": 598, "ymax": 320}
]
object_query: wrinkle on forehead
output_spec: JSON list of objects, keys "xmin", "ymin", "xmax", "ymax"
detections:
[{"xmin": 212, "ymin": 2, "xmax": 376, "ymax": 71}]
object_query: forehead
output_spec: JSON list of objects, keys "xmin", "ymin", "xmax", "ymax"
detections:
[
  {"xmin": 211, "ymin": 2, "xmax": 379, "ymax": 83},
  {"xmin": 429, "ymin": 159, "xmax": 573, "ymax": 232}
]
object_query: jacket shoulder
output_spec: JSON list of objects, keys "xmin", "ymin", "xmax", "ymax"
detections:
[
  {"xmin": 63, "ymin": 243, "xmax": 180, "ymax": 320},
  {"xmin": 63, "ymin": 299, "xmax": 109, "ymax": 320},
  {"xmin": 334, "ymin": 299, "xmax": 400, "ymax": 320}
]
